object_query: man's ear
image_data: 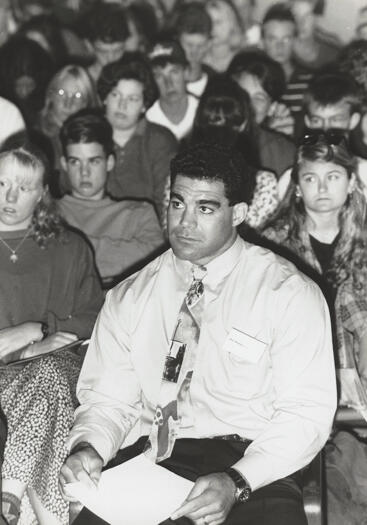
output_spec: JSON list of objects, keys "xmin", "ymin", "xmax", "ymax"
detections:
[
  {"xmin": 304, "ymin": 114, "xmax": 311, "ymax": 128},
  {"xmin": 349, "ymin": 112, "xmax": 361, "ymax": 130},
  {"xmin": 232, "ymin": 202, "xmax": 248, "ymax": 227},
  {"xmin": 60, "ymin": 156, "xmax": 67, "ymax": 171},
  {"xmin": 107, "ymin": 154, "xmax": 115, "ymax": 172}
]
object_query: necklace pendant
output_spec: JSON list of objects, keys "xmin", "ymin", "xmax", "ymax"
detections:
[{"xmin": 10, "ymin": 253, "xmax": 18, "ymax": 263}]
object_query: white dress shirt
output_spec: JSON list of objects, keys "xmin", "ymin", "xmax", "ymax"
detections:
[{"xmin": 68, "ymin": 236, "xmax": 336, "ymax": 491}]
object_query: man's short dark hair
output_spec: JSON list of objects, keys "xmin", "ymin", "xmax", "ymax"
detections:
[
  {"xmin": 227, "ymin": 49, "xmax": 286, "ymax": 101},
  {"xmin": 170, "ymin": 142, "xmax": 255, "ymax": 206},
  {"xmin": 175, "ymin": 2, "xmax": 212, "ymax": 37},
  {"xmin": 60, "ymin": 109, "xmax": 114, "ymax": 157},
  {"xmin": 81, "ymin": 3, "xmax": 129, "ymax": 44},
  {"xmin": 304, "ymin": 71, "xmax": 363, "ymax": 114},
  {"xmin": 262, "ymin": 2, "xmax": 296, "ymax": 27},
  {"xmin": 97, "ymin": 52, "xmax": 158, "ymax": 108}
]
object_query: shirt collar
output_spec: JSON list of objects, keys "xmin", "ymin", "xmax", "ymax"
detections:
[{"xmin": 172, "ymin": 235, "xmax": 244, "ymax": 288}]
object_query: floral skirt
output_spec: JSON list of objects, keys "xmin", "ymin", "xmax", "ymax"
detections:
[{"xmin": 0, "ymin": 351, "xmax": 83, "ymax": 525}]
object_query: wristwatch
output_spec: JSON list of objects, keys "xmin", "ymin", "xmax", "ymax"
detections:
[{"xmin": 225, "ymin": 467, "xmax": 252, "ymax": 503}]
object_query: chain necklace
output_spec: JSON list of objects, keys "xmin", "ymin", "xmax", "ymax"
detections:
[{"xmin": 0, "ymin": 229, "xmax": 31, "ymax": 263}]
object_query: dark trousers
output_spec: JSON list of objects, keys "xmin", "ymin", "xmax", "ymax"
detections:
[{"xmin": 73, "ymin": 436, "xmax": 307, "ymax": 525}]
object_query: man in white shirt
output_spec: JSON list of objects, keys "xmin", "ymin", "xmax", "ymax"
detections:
[
  {"xmin": 146, "ymin": 40, "xmax": 199, "ymax": 141},
  {"xmin": 60, "ymin": 143, "xmax": 336, "ymax": 524}
]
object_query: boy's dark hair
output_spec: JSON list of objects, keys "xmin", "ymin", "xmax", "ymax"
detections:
[
  {"xmin": 175, "ymin": 2, "xmax": 212, "ymax": 37},
  {"xmin": 170, "ymin": 142, "xmax": 255, "ymax": 206},
  {"xmin": 304, "ymin": 71, "xmax": 363, "ymax": 115},
  {"xmin": 59, "ymin": 108, "xmax": 114, "ymax": 157},
  {"xmin": 81, "ymin": 3, "xmax": 129, "ymax": 43},
  {"xmin": 227, "ymin": 49, "xmax": 286, "ymax": 101},
  {"xmin": 97, "ymin": 52, "xmax": 158, "ymax": 108},
  {"xmin": 262, "ymin": 2, "xmax": 296, "ymax": 27}
]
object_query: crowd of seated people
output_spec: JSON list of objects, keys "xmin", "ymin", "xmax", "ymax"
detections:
[{"xmin": 0, "ymin": 0, "xmax": 364, "ymax": 524}]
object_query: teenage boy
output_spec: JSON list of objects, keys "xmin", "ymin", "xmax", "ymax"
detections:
[
  {"xmin": 262, "ymin": 2, "xmax": 312, "ymax": 118},
  {"xmin": 82, "ymin": 3, "xmax": 130, "ymax": 82},
  {"xmin": 146, "ymin": 39, "xmax": 199, "ymax": 141},
  {"xmin": 278, "ymin": 71, "xmax": 367, "ymax": 199},
  {"xmin": 58, "ymin": 110, "xmax": 165, "ymax": 287},
  {"xmin": 175, "ymin": 2, "xmax": 213, "ymax": 97}
]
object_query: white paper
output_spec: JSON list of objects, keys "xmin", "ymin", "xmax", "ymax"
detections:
[{"xmin": 65, "ymin": 453, "xmax": 194, "ymax": 525}]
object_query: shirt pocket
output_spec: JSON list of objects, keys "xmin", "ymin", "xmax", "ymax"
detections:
[{"xmin": 221, "ymin": 328, "xmax": 270, "ymax": 399}]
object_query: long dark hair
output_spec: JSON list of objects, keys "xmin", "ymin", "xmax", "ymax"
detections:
[{"xmin": 191, "ymin": 74, "xmax": 260, "ymax": 168}]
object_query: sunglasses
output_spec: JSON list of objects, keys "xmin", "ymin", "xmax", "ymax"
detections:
[{"xmin": 299, "ymin": 130, "xmax": 348, "ymax": 148}]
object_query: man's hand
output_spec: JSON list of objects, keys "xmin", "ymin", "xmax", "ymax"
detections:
[
  {"xmin": 170, "ymin": 473, "xmax": 236, "ymax": 525},
  {"xmin": 59, "ymin": 443, "xmax": 104, "ymax": 502},
  {"xmin": 0, "ymin": 322, "xmax": 43, "ymax": 359},
  {"xmin": 21, "ymin": 331, "xmax": 78, "ymax": 359},
  {"xmin": 267, "ymin": 102, "xmax": 295, "ymax": 136}
]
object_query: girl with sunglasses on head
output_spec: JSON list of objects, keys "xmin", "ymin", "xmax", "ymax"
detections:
[{"xmin": 262, "ymin": 133, "xmax": 367, "ymax": 525}]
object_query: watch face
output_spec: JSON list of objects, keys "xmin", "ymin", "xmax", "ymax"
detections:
[{"xmin": 238, "ymin": 487, "xmax": 251, "ymax": 503}]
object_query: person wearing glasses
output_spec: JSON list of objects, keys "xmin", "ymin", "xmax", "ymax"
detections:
[
  {"xmin": 33, "ymin": 65, "xmax": 100, "ymax": 197},
  {"xmin": 278, "ymin": 71, "xmax": 367, "ymax": 200},
  {"xmin": 262, "ymin": 133, "xmax": 367, "ymax": 525}
]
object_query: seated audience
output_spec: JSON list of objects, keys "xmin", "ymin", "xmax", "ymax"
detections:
[
  {"xmin": 262, "ymin": 2, "xmax": 312, "ymax": 121},
  {"xmin": 228, "ymin": 49, "xmax": 297, "ymax": 138},
  {"xmin": 146, "ymin": 39, "xmax": 199, "ymax": 141},
  {"xmin": 191, "ymin": 75, "xmax": 280, "ymax": 228},
  {"xmin": 97, "ymin": 52, "xmax": 178, "ymax": 223},
  {"xmin": 261, "ymin": 132, "xmax": 367, "ymax": 525},
  {"xmin": 0, "ymin": 144, "xmax": 103, "ymax": 525},
  {"xmin": 58, "ymin": 110, "xmax": 165, "ymax": 287},
  {"xmin": 80, "ymin": 2, "xmax": 130, "ymax": 82},
  {"xmin": 34, "ymin": 64, "xmax": 100, "ymax": 196},
  {"xmin": 203, "ymin": 0, "xmax": 243, "ymax": 72},
  {"xmin": 290, "ymin": 0, "xmax": 341, "ymax": 71},
  {"xmin": 174, "ymin": 2, "xmax": 213, "ymax": 97},
  {"xmin": 278, "ymin": 71, "xmax": 367, "ymax": 199}
]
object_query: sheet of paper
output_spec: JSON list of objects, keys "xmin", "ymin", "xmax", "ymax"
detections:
[{"xmin": 65, "ymin": 453, "xmax": 194, "ymax": 525}]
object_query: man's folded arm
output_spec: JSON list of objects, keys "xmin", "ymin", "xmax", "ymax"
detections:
[
  {"xmin": 232, "ymin": 279, "xmax": 337, "ymax": 490},
  {"xmin": 66, "ymin": 286, "xmax": 143, "ymax": 465}
]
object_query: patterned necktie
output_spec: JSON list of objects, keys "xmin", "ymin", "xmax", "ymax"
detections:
[{"xmin": 145, "ymin": 265, "xmax": 206, "ymax": 462}]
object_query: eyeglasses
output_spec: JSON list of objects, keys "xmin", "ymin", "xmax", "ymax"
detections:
[
  {"xmin": 53, "ymin": 88, "xmax": 85, "ymax": 104},
  {"xmin": 300, "ymin": 129, "xmax": 348, "ymax": 148}
]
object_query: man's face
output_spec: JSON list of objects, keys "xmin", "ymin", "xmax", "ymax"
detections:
[
  {"xmin": 61, "ymin": 142, "xmax": 114, "ymax": 201},
  {"xmin": 168, "ymin": 175, "xmax": 245, "ymax": 265},
  {"xmin": 105, "ymin": 79, "xmax": 145, "ymax": 131},
  {"xmin": 153, "ymin": 63, "xmax": 187, "ymax": 104},
  {"xmin": 305, "ymin": 100, "xmax": 360, "ymax": 131},
  {"xmin": 93, "ymin": 39, "xmax": 125, "ymax": 67},
  {"xmin": 235, "ymin": 72, "xmax": 272, "ymax": 124},
  {"xmin": 263, "ymin": 20, "xmax": 295, "ymax": 65},
  {"xmin": 179, "ymin": 33, "xmax": 210, "ymax": 68}
]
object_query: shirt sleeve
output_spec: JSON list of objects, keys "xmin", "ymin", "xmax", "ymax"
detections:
[
  {"xmin": 66, "ymin": 284, "xmax": 143, "ymax": 464},
  {"xmin": 47, "ymin": 234, "xmax": 104, "ymax": 338},
  {"xmin": 233, "ymin": 279, "xmax": 337, "ymax": 490}
]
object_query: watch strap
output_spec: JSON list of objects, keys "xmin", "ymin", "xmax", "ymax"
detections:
[{"xmin": 225, "ymin": 467, "xmax": 252, "ymax": 503}]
